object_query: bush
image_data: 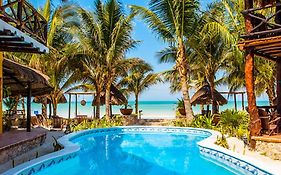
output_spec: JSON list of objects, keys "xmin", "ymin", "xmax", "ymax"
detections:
[
  {"xmin": 218, "ymin": 109, "xmax": 249, "ymax": 138},
  {"xmin": 71, "ymin": 115, "xmax": 124, "ymax": 132},
  {"xmin": 171, "ymin": 115, "xmax": 214, "ymax": 129},
  {"xmin": 189, "ymin": 115, "xmax": 214, "ymax": 129}
]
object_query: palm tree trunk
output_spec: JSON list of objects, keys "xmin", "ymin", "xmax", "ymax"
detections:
[
  {"xmin": 105, "ymin": 83, "xmax": 111, "ymax": 120},
  {"xmin": 135, "ymin": 94, "xmax": 139, "ymax": 114},
  {"xmin": 95, "ymin": 90, "xmax": 101, "ymax": 119},
  {"xmin": 266, "ymin": 86, "xmax": 275, "ymax": 106},
  {"xmin": 209, "ymin": 76, "xmax": 217, "ymax": 114},
  {"xmin": 21, "ymin": 97, "xmax": 25, "ymax": 119},
  {"xmin": 42, "ymin": 97, "xmax": 47, "ymax": 118},
  {"xmin": 52, "ymin": 97, "xmax": 58, "ymax": 117},
  {"xmin": 245, "ymin": 49, "xmax": 261, "ymax": 148},
  {"xmin": 176, "ymin": 40, "xmax": 193, "ymax": 120},
  {"xmin": 245, "ymin": 0, "xmax": 261, "ymax": 148}
]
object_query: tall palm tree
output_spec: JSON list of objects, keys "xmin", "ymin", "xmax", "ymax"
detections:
[
  {"xmin": 119, "ymin": 59, "xmax": 161, "ymax": 114},
  {"xmin": 28, "ymin": 0, "xmax": 78, "ymax": 117},
  {"xmin": 77, "ymin": 0, "xmax": 138, "ymax": 119},
  {"xmin": 131, "ymin": 0, "xmax": 199, "ymax": 120}
]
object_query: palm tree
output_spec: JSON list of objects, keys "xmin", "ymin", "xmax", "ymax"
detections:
[
  {"xmin": 131, "ymin": 0, "xmax": 199, "ymax": 120},
  {"xmin": 119, "ymin": 59, "xmax": 161, "ymax": 114},
  {"xmin": 28, "ymin": 0, "xmax": 78, "ymax": 117},
  {"xmin": 77, "ymin": 0, "xmax": 138, "ymax": 119}
]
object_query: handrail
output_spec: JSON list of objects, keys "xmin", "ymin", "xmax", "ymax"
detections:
[
  {"xmin": 241, "ymin": 3, "xmax": 281, "ymax": 40},
  {"xmin": 0, "ymin": 0, "xmax": 47, "ymax": 45}
]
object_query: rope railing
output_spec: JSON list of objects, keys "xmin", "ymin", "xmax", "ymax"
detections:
[{"xmin": 0, "ymin": 0, "xmax": 47, "ymax": 44}]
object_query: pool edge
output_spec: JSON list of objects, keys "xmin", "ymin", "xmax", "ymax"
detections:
[{"xmin": 2, "ymin": 126, "xmax": 278, "ymax": 175}]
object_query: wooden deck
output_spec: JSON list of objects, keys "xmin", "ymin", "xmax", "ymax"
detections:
[{"xmin": 252, "ymin": 134, "xmax": 281, "ymax": 143}]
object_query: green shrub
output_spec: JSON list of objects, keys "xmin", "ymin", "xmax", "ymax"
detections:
[
  {"xmin": 189, "ymin": 115, "xmax": 214, "ymax": 129},
  {"xmin": 71, "ymin": 115, "xmax": 124, "ymax": 132},
  {"xmin": 218, "ymin": 109, "xmax": 249, "ymax": 138}
]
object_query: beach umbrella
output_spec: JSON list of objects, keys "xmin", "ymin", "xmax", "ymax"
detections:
[
  {"xmin": 191, "ymin": 84, "xmax": 227, "ymax": 106},
  {"xmin": 92, "ymin": 85, "xmax": 127, "ymax": 106}
]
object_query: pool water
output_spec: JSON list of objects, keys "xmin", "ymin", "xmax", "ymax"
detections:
[{"xmin": 36, "ymin": 132, "xmax": 239, "ymax": 175}]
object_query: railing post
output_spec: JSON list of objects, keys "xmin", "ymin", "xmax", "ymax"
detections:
[{"xmin": 17, "ymin": 0, "xmax": 23, "ymax": 30}]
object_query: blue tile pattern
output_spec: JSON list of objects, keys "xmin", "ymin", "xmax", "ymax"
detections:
[
  {"xmin": 199, "ymin": 147, "xmax": 272, "ymax": 175},
  {"xmin": 19, "ymin": 152, "xmax": 77, "ymax": 175}
]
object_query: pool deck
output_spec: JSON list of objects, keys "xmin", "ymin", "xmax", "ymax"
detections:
[
  {"xmin": 0, "ymin": 127, "xmax": 64, "ymax": 174},
  {"xmin": 0, "ymin": 128, "xmax": 46, "ymax": 150}
]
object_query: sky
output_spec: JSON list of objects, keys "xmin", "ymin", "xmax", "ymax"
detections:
[{"xmin": 30, "ymin": 0, "xmax": 268, "ymax": 101}]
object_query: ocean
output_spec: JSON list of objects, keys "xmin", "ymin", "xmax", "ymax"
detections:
[{"xmin": 22, "ymin": 100, "xmax": 270, "ymax": 119}]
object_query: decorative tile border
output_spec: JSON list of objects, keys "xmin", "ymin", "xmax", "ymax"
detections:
[
  {"xmin": 199, "ymin": 147, "xmax": 271, "ymax": 175},
  {"xmin": 3, "ymin": 126, "xmax": 277, "ymax": 175}
]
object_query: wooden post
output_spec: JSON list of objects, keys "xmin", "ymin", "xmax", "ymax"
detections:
[
  {"xmin": 242, "ymin": 92, "xmax": 245, "ymax": 110},
  {"xmin": 244, "ymin": 0, "xmax": 261, "ymax": 148},
  {"xmin": 26, "ymin": 83, "xmax": 31, "ymax": 132},
  {"xmin": 75, "ymin": 94, "xmax": 77, "ymax": 118},
  {"xmin": 234, "ymin": 93, "xmax": 237, "ymax": 111},
  {"xmin": 276, "ymin": 60, "xmax": 281, "ymax": 118},
  {"xmin": 68, "ymin": 94, "xmax": 71, "ymax": 120},
  {"xmin": 0, "ymin": 52, "xmax": 3, "ymax": 134}
]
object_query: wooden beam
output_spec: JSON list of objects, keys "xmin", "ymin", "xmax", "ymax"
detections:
[
  {"xmin": 253, "ymin": 51, "xmax": 277, "ymax": 62},
  {"xmin": 75, "ymin": 94, "xmax": 77, "ymax": 118},
  {"xmin": 258, "ymin": 46, "xmax": 281, "ymax": 52},
  {"xmin": 68, "ymin": 94, "xmax": 71, "ymax": 120},
  {"xmin": 256, "ymin": 42, "xmax": 281, "ymax": 50},
  {"xmin": 26, "ymin": 83, "xmax": 31, "ymax": 132},
  {"xmin": 277, "ymin": 61, "xmax": 281, "ymax": 121},
  {"xmin": 0, "ymin": 52, "xmax": 3, "ymax": 133}
]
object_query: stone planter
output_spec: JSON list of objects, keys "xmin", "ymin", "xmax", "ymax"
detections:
[
  {"xmin": 178, "ymin": 108, "xmax": 186, "ymax": 116},
  {"xmin": 120, "ymin": 109, "xmax": 133, "ymax": 115}
]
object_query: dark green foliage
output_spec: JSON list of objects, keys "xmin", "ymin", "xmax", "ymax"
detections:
[{"xmin": 218, "ymin": 109, "xmax": 249, "ymax": 138}]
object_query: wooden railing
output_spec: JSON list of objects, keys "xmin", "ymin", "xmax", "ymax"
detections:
[
  {"xmin": 241, "ymin": 2, "xmax": 281, "ymax": 39},
  {"xmin": 0, "ymin": 0, "xmax": 47, "ymax": 44}
]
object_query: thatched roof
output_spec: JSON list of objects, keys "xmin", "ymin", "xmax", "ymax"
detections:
[
  {"xmin": 92, "ymin": 85, "xmax": 127, "ymax": 106},
  {"xmin": 33, "ymin": 95, "xmax": 67, "ymax": 104},
  {"xmin": 191, "ymin": 84, "xmax": 227, "ymax": 106},
  {"xmin": 3, "ymin": 59, "xmax": 53, "ymax": 96}
]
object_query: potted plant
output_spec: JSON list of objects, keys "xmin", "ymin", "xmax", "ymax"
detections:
[
  {"xmin": 120, "ymin": 104, "xmax": 133, "ymax": 115},
  {"xmin": 177, "ymin": 98, "xmax": 186, "ymax": 116}
]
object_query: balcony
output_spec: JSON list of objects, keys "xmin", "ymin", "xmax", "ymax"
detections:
[
  {"xmin": 0, "ymin": 0, "xmax": 48, "ymax": 53},
  {"xmin": 239, "ymin": 2, "xmax": 281, "ymax": 61}
]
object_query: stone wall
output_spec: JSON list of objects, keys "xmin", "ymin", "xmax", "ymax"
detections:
[
  {"xmin": 0, "ymin": 133, "xmax": 46, "ymax": 164},
  {"xmin": 255, "ymin": 141, "xmax": 281, "ymax": 160}
]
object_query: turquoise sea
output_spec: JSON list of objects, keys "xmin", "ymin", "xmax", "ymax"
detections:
[{"xmin": 25, "ymin": 100, "xmax": 270, "ymax": 119}]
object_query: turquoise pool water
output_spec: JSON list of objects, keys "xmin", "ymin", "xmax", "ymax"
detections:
[{"xmin": 35, "ymin": 131, "xmax": 239, "ymax": 175}]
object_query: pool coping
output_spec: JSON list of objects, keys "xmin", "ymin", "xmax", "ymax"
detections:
[{"xmin": 3, "ymin": 126, "xmax": 278, "ymax": 175}]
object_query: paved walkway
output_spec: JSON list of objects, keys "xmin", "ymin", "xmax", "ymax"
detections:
[{"xmin": 0, "ymin": 128, "xmax": 64, "ymax": 174}]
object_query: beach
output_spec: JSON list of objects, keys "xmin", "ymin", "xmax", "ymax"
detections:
[{"xmin": 21, "ymin": 100, "xmax": 270, "ymax": 119}]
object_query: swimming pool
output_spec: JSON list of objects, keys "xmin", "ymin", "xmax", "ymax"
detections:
[{"xmin": 4, "ymin": 127, "xmax": 275, "ymax": 175}]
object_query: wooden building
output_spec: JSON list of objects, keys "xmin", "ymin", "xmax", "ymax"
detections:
[
  {"xmin": 239, "ymin": 0, "xmax": 281, "ymax": 144},
  {"xmin": 0, "ymin": 0, "xmax": 49, "ymax": 133}
]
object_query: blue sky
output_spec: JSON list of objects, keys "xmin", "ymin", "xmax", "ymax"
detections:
[{"xmin": 30, "ymin": 0, "xmax": 268, "ymax": 101}]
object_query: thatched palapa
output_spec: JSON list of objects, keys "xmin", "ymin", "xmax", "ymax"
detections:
[
  {"xmin": 191, "ymin": 84, "xmax": 227, "ymax": 106},
  {"xmin": 3, "ymin": 59, "xmax": 53, "ymax": 96},
  {"xmin": 92, "ymin": 85, "xmax": 127, "ymax": 106},
  {"xmin": 33, "ymin": 95, "xmax": 67, "ymax": 104}
]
